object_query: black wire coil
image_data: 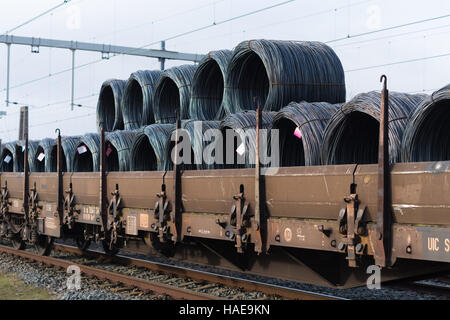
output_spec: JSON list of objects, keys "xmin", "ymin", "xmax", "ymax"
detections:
[
  {"xmin": 34, "ymin": 138, "xmax": 55, "ymax": 172},
  {"xmin": 15, "ymin": 140, "xmax": 40, "ymax": 172},
  {"xmin": 105, "ymin": 130, "xmax": 137, "ymax": 171},
  {"xmin": 72, "ymin": 133, "xmax": 100, "ymax": 172},
  {"xmin": 0, "ymin": 141, "xmax": 16, "ymax": 172},
  {"xmin": 224, "ymin": 40, "xmax": 346, "ymax": 114},
  {"xmin": 402, "ymin": 84, "xmax": 450, "ymax": 162},
  {"xmin": 153, "ymin": 65, "xmax": 197, "ymax": 124},
  {"xmin": 220, "ymin": 111, "xmax": 275, "ymax": 168},
  {"xmin": 189, "ymin": 50, "xmax": 233, "ymax": 121},
  {"xmin": 122, "ymin": 70, "xmax": 163, "ymax": 130},
  {"xmin": 165, "ymin": 120, "xmax": 222, "ymax": 170},
  {"xmin": 322, "ymin": 91, "xmax": 428, "ymax": 165},
  {"xmin": 96, "ymin": 79, "xmax": 127, "ymax": 132},
  {"xmin": 130, "ymin": 124, "xmax": 174, "ymax": 171},
  {"xmin": 272, "ymin": 102, "xmax": 341, "ymax": 167},
  {"xmin": 47, "ymin": 136, "xmax": 81, "ymax": 172}
]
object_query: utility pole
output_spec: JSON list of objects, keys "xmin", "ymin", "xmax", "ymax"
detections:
[
  {"xmin": 71, "ymin": 49, "xmax": 75, "ymax": 110},
  {"xmin": 18, "ymin": 106, "xmax": 28, "ymax": 140},
  {"xmin": 6, "ymin": 43, "xmax": 11, "ymax": 106},
  {"xmin": 160, "ymin": 41, "xmax": 166, "ymax": 70}
]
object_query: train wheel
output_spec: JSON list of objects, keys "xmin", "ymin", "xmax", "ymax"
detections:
[
  {"xmin": 11, "ymin": 236, "xmax": 25, "ymax": 250},
  {"xmin": 35, "ymin": 235, "xmax": 54, "ymax": 256},
  {"xmin": 75, "ymin": 236, "xmax": 91, "ymax": 252},
  {"xmin": 102, "ymin": 238, "xmax": 120, "ymax": 256}
]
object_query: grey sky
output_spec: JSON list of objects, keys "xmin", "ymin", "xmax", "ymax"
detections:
[{"xmin": 0, "ymin": 0, "xmax": 449, "ymax": 141}]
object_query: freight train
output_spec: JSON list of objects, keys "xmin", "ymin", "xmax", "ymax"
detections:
[{"xmin": 0, "ymin": 40, "xmax": 449, "ymax": 288}]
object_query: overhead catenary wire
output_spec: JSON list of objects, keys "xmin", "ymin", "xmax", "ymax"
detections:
[
  {"xmin": 401, "ymin": 84, "xmax": 450, "ymax": 162},
  {"xmin": 130, "ymin": 124, "xmax": 174, "ymax": 171},
  {"xmin": 3, "ymin": 0, "xmax": 72, "ymax": 35},
  {"xmin": 220, "ymin": 111, "xmax": 276, "ymax": 168},
  {"xmin": 224, "ymin": 39, "xmax": 346, "ymax": 114},
  {"xmin": 122, "ymin": 70, "xmax": 163, "ymax": 130},
  {"xmin": 153, "ymin": 65, "xmax": 197, "ymax": 124},
  {"xmin": 72, "ymin": 133, "xmax": 100, "ymax": 172},
  {"xmin": 96, "ymin": 79, "xmax": 127, "ymax": 132},
  {"xmin": 3, "ymin": 3, "xmax": 448, "ymax": 96},
  {"xmin": 105, "ymin": 130, "xmax": 137, "ymax": 171},
  {"xmin": 271, "ymin": 102, "xmax": 341, "ymax": 167},
  {"xmin": 322, "ymin": 91, "xmax": 428, "ymax": 165},
  {"xmin": 189, "ymin": 50, "xmax": 233, "ymax": 121}
]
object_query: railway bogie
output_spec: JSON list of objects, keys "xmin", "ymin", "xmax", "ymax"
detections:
[{"xmin": 0, "ymin": 160, "xmax": 449, "ymax": 287}]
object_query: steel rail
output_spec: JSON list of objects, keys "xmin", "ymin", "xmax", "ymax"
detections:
[
  {"xmin": 53, "ymin": 243, "xmax": 344, "ymax": 300},
  {"xmin": 0, "ymin": 244, "xmax": 218, "ymax": 300}
]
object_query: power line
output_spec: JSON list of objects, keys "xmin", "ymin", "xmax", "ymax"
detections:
[
  {"xmin": 172, "ymin": 0, "xmax": 373, "ymax": 48},
  {"xmin": 142, "ymin": 0, "xmax": 296, "ymax": 45},
  {"xmin": 345, "ymin": 51, "xmax": 450, "ymax": 73},
  {"xmin": 92, "ymin": 0, "xmax": 228, "ymax": 42},
  {"xmin": 331, "ymin": 22, "xmax": 450, "ymax": 49},
  {"xmin": 326, "ymin": 12, "xmax": 450, "ymax": 44},
  {"xmin": 0, "ymin": 112, "xmax": 95, "ymax": 134},
  {"xmin": 1, "ymin": 0, "xmax": 296, "ymax": 93},
  {"xmin": 3, "ymin": 0, "xmax": 72, "ymax": 35},
  {"xmin": 3, "ymin": 93, "xmax": 98, "ymax": 116}
]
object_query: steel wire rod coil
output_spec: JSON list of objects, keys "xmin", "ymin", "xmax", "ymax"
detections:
[
  {"xmin": 72, "ymin": 133, "xmax": 100, "ymax": 172},
  {"xmin": 122, "ymin": 70, "xmax": 163, "ymax": 130},
  {"xmin": 0, "ymin": 141, "xmax": 17, "ymax": 172},
  {"xmin": 189, "ymin": 50, "xmax": 233, "ymax": 121},
  {"xmin": 16, "ymin": 140, "xmax": 39, "ymax": 172},
  {"xmin": 220, "ymin": 111, "xmax": 275, "ymax": 168},
  {"xmin": 322, "ymin": 91, "xmax": 428, "ymax": 165},
  {"xmin": 130, "ymin": 124, "xmax": 175, "ymax": 171},
  {"xmin": 224, "ymin": 40, "xmax": 346, "ymax": 115},
  {"xmin": 165, "ymin": 120, "xmax": 222, "ymax": 170},
  {"xmin": 105, "ymin": 130, "xmax": 137, "ymax": 171},
  {"xmin": 153, "ymin": 65, "xmax": 197, "ymax": 124},
  {"xmin": 34, "ymin": 138, "xmax": 55, "ymax": 172},
  {"xmin": 272, "ymin": 102, "xmax": 341, "ymax": 167},
  {"xmin": 96, "ymin": 79, "xmax": 127, "ymax": 132},
  {"xmin": 401, "ymin": 84, "xmax": 450, "ymax": 162},
  {"xmin": 48, "ymin": 136, "xmax": 81, "ymax": 172}
]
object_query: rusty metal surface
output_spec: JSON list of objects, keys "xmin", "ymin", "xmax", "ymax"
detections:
[
  {"xmin": 374, "ymin": 75, "xmax": 391, "ymax": 268},
  {"xmin": 356, "ymin": 162, "xmax": 450, "ymax": 225},
  {"xmin": 107, "ymin": 171, "xmax": 171, "ymax": 209},
  {"xmin": 1, "ymin": 172, "xmax": 24, "ymax": 200},
  {"xmin": 265, "ymin": 165, "xmax": 356, "ymax": 219}
]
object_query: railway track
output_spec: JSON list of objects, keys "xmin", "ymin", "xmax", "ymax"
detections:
[
  {"xmin": 386, "ymin": 275, "xmax": 450, "ymax": 298},
  {"xmin": 0, "ymin": 242, "xmax": 344, "ymax": 300},
  {"xmin": 0, "ymin": 244, "xmax": 216, "ymax": 300}
]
